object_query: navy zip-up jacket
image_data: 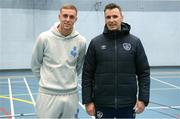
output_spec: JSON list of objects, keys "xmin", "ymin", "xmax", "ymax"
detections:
[{"xmin": 82, "ymin": 23, "xmax": 150, "ymax": 108}]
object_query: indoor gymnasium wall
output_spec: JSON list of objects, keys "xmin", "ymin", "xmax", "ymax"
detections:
[{"xmin": 0, "ymin": 0, "xmax": 180, "ymax": 69}]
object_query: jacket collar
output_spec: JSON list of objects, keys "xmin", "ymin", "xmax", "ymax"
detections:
[{"xmin": 103, "ymin": 22, "xmax": 131, "ymax": 35}]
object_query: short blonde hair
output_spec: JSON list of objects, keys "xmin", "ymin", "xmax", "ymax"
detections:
[{"xmin": 60, "ymin": 4, "xmax": 77, "ymax": 14}]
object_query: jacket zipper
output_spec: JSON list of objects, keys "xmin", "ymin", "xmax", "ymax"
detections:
[{"xmin": 114, "ymin": 38, "xmax": 118, "ymax": 110}]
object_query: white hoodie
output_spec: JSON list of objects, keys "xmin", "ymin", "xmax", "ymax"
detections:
[{"xmin": 31, "ymin": 22, "xmax": 86, "ymax": 94}]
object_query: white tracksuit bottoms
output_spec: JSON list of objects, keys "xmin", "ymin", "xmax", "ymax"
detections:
[{"xmin": 36, "ymin": 92, "xmax": 79, "ymax": 118}]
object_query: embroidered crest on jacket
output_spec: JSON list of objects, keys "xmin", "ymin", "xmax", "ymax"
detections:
[
  {"xmin": 123, "ymin": 43, "xmax": 131, "ymax": 51},
  {"xmin": 97, "ymin": 111, "xmax": 103, "ymax": 119}
]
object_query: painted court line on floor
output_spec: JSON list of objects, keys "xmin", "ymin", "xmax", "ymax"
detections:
[
  {"xmin": 151, "ymin": 76, "xmax": 180, "ymax": 90},
  {"xmin": 151, "ymin": 87, "xmax": 178, "ymax": 91},
  {"xmin": 0, "ymin": 71, "xmax": 179, "ymax": 118},
  {"xmin": 0, "ymin": 95, "xmax": 33, "ymax": 104},
  {"xmin": 24, "ymin": 78, "xmax": 36, "ymax": 106},
  {"xmin": 8, "ymin": 78, "xmax": 15, "ymax": 119}
]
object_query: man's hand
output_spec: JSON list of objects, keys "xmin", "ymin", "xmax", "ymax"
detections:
[
  {"xmin": 133, "ymin": 100, "xmax": 145, "ymax": 114},
  {"xmin": 85, "ymin": 102, "xmax": 95, "ymax": 116}
]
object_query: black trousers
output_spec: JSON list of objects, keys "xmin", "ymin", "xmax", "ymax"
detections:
[{"xmin": 95, "ymin": 106, "xmax": 135, "ymax": 119}]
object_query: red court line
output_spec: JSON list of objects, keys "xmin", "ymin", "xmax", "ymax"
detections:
[{"xmin": 0, "ymin": 107, "xmax": 12, "ymax": 119}]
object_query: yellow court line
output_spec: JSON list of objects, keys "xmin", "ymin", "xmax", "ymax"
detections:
[{"xmin": 0, "ymin": 95, "xmax": 33, "ymax": 105}]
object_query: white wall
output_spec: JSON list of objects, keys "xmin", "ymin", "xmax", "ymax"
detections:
[
  {"xmin": 0, "ymin": 9, "xmax": 34, "ymax": 69},
  {"xmin": 0, "ymin": 9, "xmax": 180, "ymax": 69},
  {"xmin": 0, "ymin": 9, "xmax": 2, "ymax": 68},
  {"xmin": 124, "ymin": 12, "xmax": 180, "ymax": 66}
]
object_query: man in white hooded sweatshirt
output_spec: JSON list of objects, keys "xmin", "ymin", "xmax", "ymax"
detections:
[{"xmin": 31, "ymin": 4, "xmax": 86, "ymax": 118}]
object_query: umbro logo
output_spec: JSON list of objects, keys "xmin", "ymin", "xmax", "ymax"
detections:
[{"xmin": 101, "ymin": 45, "xmax": 106, "ymax": 50}]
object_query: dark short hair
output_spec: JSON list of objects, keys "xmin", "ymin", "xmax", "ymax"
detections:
[
  {"xmin": 104, "ymin": 3, "xmax": 122, "ymax": 15},
  {"xmin": 60, "ymin": 4, "xmax": 77, "ymax": 14}
]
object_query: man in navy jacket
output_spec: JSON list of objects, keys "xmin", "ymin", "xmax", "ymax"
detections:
[{"xmin": 82, "ymin": 3, "xmax": 150, "ymax": 119}]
